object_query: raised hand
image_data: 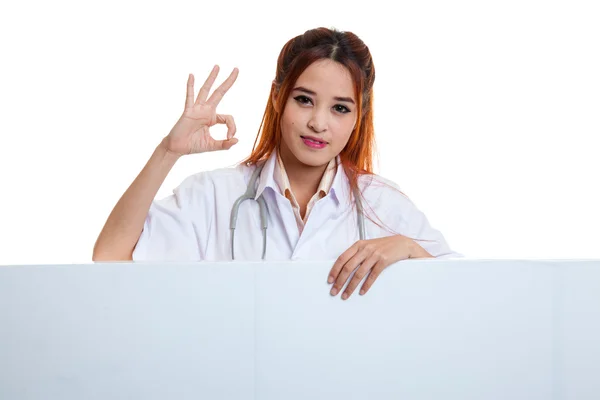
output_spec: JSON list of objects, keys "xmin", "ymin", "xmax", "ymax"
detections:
[{"xmin": 164, "ymin": 65, "xmax": 239, "ymax": 156}]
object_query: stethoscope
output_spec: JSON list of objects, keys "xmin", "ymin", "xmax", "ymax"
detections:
[{"xmin": 230, "ymin": 161, "xmax": 366, "ymax": 260}]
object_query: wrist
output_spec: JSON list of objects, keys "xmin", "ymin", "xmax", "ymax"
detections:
[
  {"xmin": 156, "ymin": 137, "xmax": 183, "ymax": 166},
  {"xmin": 158, "ymin": 137, "xmax": 184, "ymax": 162},
  {"xmin": 407, "ymin": 238, "xmax": 433, "ymax": 259}
]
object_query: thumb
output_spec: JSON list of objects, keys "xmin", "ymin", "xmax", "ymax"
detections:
[{"xmin": 212, "ymin": 138, "xmax": 238, "ymax": 151}]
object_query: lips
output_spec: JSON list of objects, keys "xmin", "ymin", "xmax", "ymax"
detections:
[
  {"xmin": 301, "ymin": 135, "xmax": 328, "ymax": 149},
  {"xmin": 301, "ymin": 136, "xmax": 328, "ymax": 144}
]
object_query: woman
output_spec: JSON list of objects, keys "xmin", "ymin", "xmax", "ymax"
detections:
[{"xmin": 93, "ymin": 27, "xmax": 461, "ymax": 299}]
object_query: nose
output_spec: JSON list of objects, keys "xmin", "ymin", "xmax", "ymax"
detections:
[{"xmin": 307, "ymin": 108, "xmax": 328, "ymax": 133}]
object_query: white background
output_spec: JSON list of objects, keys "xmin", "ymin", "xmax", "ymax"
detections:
[{"xmin": 0, "ymin": 0, "xmax": 598, "ymax": 265}]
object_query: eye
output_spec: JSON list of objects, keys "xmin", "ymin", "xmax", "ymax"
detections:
[
  {"xmin": 294, "ymin": 95, "xmax": 312, "ymax": 105},
  {"xmin": 334, "ymin": 104, "xmax": 351, "ymax": 114}
]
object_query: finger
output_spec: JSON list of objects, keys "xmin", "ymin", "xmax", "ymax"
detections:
[
  {"xmin": 215, "ymin": 114, "xmax": 237, "ymax": 140},
  {"xmin": 341, "ymin": 255, "xmax": 378, "ymax": 300},
  {"xmin": 185, "ymin": 74, "xmax": 195, "ymax": 109},
  {"xmin": 196, "ymin": 65, "xmax": 220, "ymax": 105},
  {"xmin": 330, "ymin": 247, "xmax": 369, "ymax": 296},
  {"xmin": 360, "ymin": 262, "xmax": 386, "ymax": 295},
  {"xmin": 210, "ymin": 138, "xmax": 239, "ymax": 152},
  {"xmin": 207, "ymin": 67, "xmax": 239, "ymax": 107},
  {"xmin": 328, "ymin": 241, "xmax": 362, "ymax": 284}
]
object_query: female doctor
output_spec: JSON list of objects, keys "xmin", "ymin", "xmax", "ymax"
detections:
[{"xmin": 93, "ymin": 27, "xmax": 461, "ymax": 300}]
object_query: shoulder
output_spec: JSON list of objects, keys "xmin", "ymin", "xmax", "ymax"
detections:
[
  {"xmin": 169, "ymin": 163, "xmax": 251, "ymax": 207},
  {"xmin": 177, "ymin": 163, "xmax": 249, "ymax": 189},
  {"xmin": 356, "ymin": 172, "xmax": 429, "ymax": 228},
  {"xmin": 358, "ymin": 172, "xmax": 412, "ymax": 205}
]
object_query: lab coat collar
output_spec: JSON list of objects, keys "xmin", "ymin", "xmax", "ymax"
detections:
[
  {"xmin": 254, "ymin": 151, "xmax": 278, "ymax": 201},
  {"xmin": 329, "ymin": 158, "xmax": 348, "ymax": 208},
  {"xmin": 254, "ymin": 150, "xmax": 348, "ymax": 210}
]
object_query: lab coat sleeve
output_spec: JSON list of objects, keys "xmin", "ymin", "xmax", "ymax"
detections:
[
  {"xmin": 367, "ymin": 177, "xmax": 464, "ymax": 259},
  {"xmin": 132, "ymin": 172, "xmax": 214, "ymax": 261}
]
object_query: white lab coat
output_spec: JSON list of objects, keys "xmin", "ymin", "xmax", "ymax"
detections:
[{"xmin": 133, "ymin": 151, "xmax": 462, "ymax": 261}]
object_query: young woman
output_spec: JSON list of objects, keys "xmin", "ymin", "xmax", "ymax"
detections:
[{"xmin": 93, "ymin": 27, "xmax": 461, "ymax": 299}]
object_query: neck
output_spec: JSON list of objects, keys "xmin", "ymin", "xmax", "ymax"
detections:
[{"xmin": 278, "ymin": 148, "xmax": 328, "ymax": 196}]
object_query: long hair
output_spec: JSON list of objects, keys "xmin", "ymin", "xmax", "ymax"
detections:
[{"xmin": 242, "ymin": 27, "xmax": 396, "ymax": 232}]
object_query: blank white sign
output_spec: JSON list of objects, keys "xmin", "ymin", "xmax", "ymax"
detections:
[{"xmin": 0, "ymin": 259, "xmax": 598, "ymax": 399}]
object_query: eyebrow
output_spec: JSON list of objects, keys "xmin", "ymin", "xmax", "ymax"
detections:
[{"xmin": 292, "ymin": 86, "xmax": 355, "ymax": 104}]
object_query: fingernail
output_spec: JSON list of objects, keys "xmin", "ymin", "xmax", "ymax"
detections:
[
  {"xmin": 327, "ymin": 276, "xmax": 333, "ymax": 284},
  {"xmin": 359, "ymin": 290, "xmax": 365, "ymax": 295},
  {"xmin": 330, "ymin": 288, "xmax": 338, "ymax": 296},
  {"xmin": 342, "ymin": 293, "xmax": 348, "ymax": 300}
]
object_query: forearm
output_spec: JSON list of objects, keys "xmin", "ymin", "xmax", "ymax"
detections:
[{"xmin": 92, "ymin": 138, "xmax": 181, "ymax": 261}]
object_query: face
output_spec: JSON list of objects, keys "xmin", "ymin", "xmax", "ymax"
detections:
[{"xmin": 277, "ymin": 59, "xmax": 357, "ymax": 169}]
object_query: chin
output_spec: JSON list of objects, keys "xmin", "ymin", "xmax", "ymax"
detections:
[{"xmin": 293, "ymin": 148, "xmax": 334, "ymax": 168}]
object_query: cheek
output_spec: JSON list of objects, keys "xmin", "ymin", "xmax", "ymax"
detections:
[
  {"xmin": 282, "ymin": 117, "xmax": 295, "ymax": 135},
  {"xmin": 282, "ymin": 109, "xmax": 301, "ymax": 133},
  {"xmin": 280, "ymin": 115, "xmax": 297, "ymax": 145},
  {"xmin": 332, "ymin": 120, "xmax": 355, "ymax": 142}
]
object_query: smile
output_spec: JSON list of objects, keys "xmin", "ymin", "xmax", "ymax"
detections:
[{"xmin": 301, "ymin": 136, "xmax": 328, "ymax": 149}]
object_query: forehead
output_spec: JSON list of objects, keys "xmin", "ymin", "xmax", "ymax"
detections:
[{"xmin": 295, "ymin": 59, "xmax": 355, "ymax": 98}]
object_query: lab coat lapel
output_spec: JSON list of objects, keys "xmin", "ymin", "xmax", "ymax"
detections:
[
  {"xmin": 254, "ymin": 152, "xmax": 300, "ymax": 255},
  {"xmin": 295, "ymin": 160, "xmax": 351, "ymax": 250}
]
